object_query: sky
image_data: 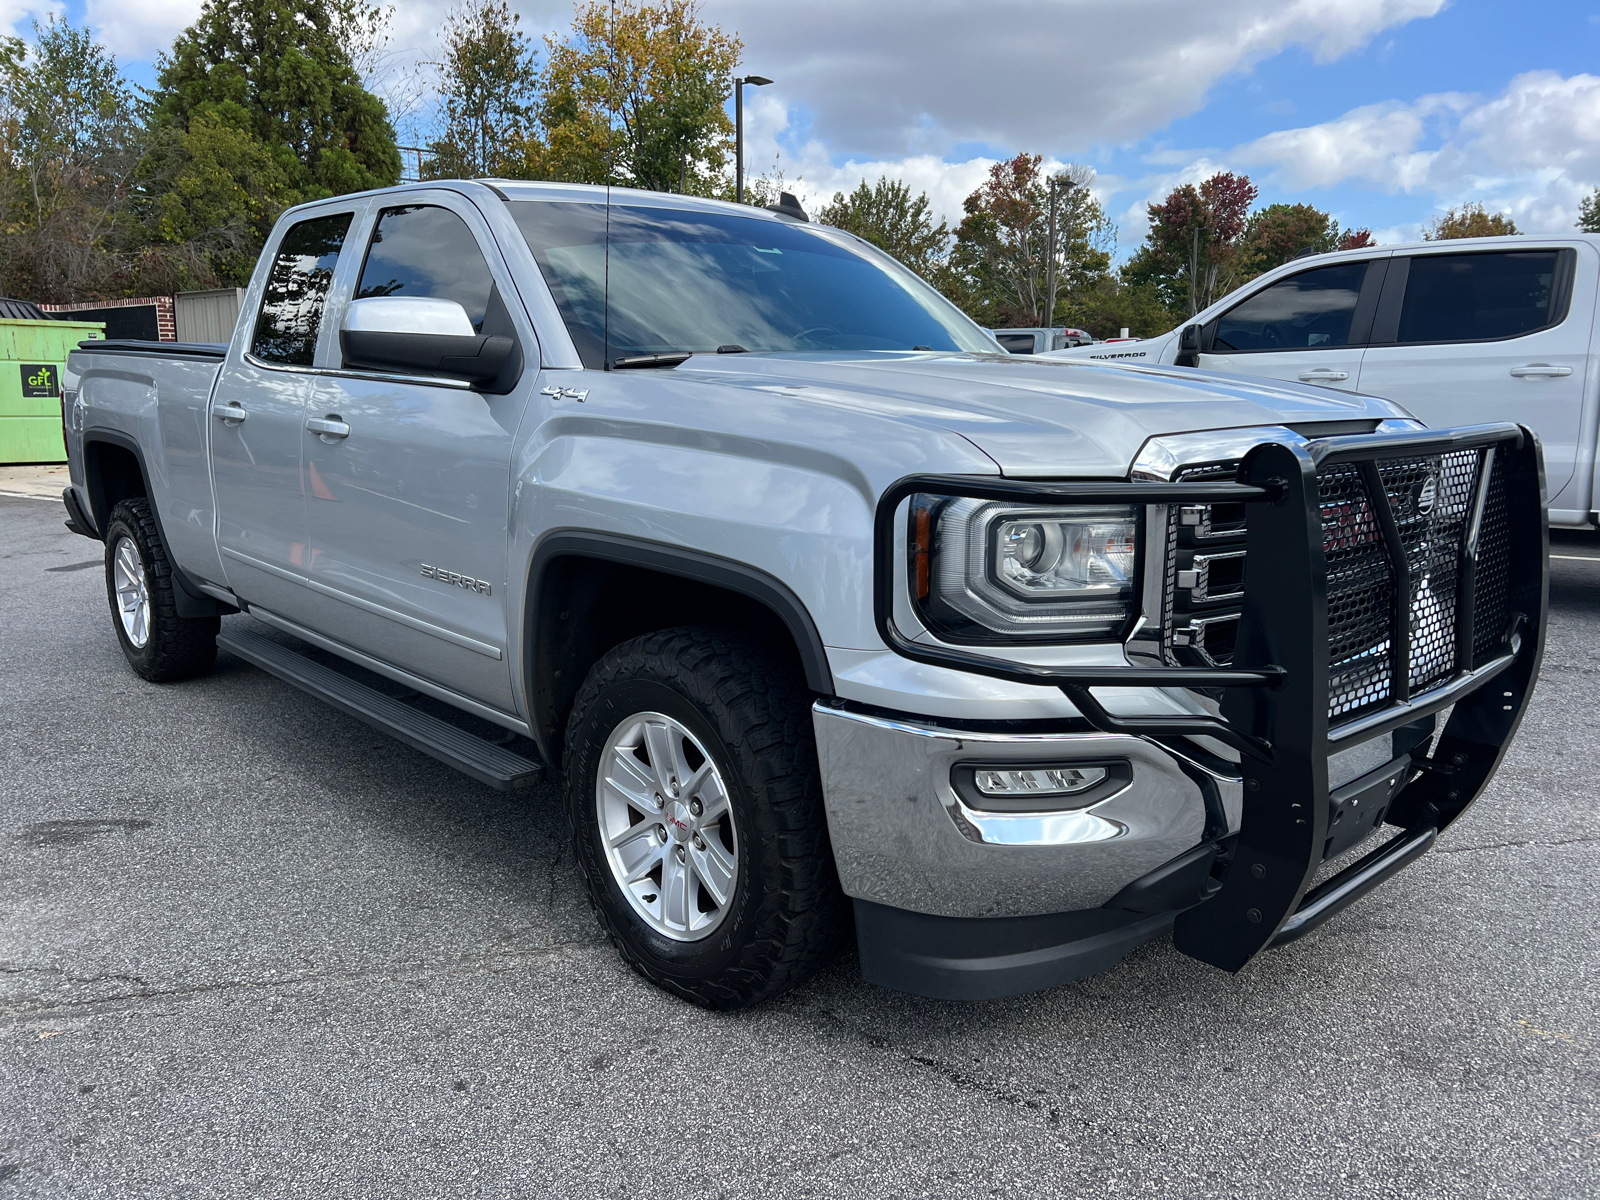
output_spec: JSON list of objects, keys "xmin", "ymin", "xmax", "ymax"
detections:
[{"xmin": 16, "ymin": 0, "xmax": 1600, "ymax": 257}]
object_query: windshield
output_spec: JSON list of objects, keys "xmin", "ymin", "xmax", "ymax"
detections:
[{"xmin": 508, "ymin": 201, "xmax": 997, "ymax": 368}]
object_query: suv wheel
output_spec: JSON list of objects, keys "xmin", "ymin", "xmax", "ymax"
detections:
[
  {"xmin": 564, "ymin": 627, "xmax": 845, "ymax": 1009},
  {"xmin": 103, "ymin": 498, "xmax": 219, "ymax": 682}
]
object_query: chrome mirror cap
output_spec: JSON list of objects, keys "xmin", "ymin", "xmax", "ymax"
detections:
[{"xmin": 342, "ymin": 296, "xmax": 475, "ymax": 337}]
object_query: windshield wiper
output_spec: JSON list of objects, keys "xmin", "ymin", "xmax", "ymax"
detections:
[
  {"xmin": 717, "ymin": 344, "xmax": 747, "ymax": 354},
  {"xmin": 612, "ymin": 352, "xmax": 693, "ymax": 369}
]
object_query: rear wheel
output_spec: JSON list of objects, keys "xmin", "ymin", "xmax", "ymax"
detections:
[
  {"xmin": 564, "ymin": 627, "xmax": 845, "ymax": 1009},
  {"xmin": 103, "ymin": 498, "xmax": 219, "ymax": 682}
]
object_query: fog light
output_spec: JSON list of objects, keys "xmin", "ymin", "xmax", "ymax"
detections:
[{"xmin": 972, "ymin": 766, "xmax": 1107, "ymax": 797}]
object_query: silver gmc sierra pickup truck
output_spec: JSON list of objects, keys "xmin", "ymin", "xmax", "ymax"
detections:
[{"xmin": 60, "ymin": 180, "xmax": 1548, "ymax": 1008}]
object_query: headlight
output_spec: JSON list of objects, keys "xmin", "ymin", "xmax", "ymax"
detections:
[{"xmin": 910, "ymin": 496, "xmax": 1140, "ymax": 642}]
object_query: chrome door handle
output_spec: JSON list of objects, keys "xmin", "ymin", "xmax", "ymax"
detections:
[
  {"xmin": 306, "ymin": 416, "xmax": 351, "ymax": 439},
  {"xmin": 1510, "ymin": 363, "xmax": 1572, "ymax": 378},
  {"xmin": 1297, "ymin": 369, "xmax": 1349, "ymax": 382},
  {"xmin": 213, "ymin": 403, "xmax": 247, "ymax": 423}
]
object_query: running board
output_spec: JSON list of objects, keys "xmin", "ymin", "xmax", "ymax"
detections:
[{"xmin": 218, "ymin": 629, "xmax": 543, "ymax": 790}]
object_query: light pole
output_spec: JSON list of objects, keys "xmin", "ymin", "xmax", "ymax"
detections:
[
  {"xmin": 1045, "ymin": 175, "xmax": 1067, "ymax": 331},
  {"xmin": 734, "ymin": 74, "xmax": 773, "ymax": 204}
]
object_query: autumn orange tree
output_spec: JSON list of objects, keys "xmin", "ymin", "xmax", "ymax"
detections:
[
  {"xmin": 1234, "ymin": 202, "xmax": 1374, "ymax": 280},
  {"xmin": 1425, "ymin": 202, "xmax": 1518, "ymax": 240},
  {"xmin": 530, "ymin": 0, "xmax": 738, "ymax": 193},
  {"xmin": 1122, "ymin": 172, "xmax": 1257, "ymax": 317}
]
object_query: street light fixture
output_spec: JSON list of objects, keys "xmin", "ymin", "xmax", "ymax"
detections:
[{"xmin": 734, "ymin": 74, "xmax": 773, "ymax": 204}]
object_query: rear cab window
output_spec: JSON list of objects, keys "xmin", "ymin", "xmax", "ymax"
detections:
[
  {"xmin": 1391, "ymin": 250, "xmax": 1572, "ymax": 344},
  {"xmin": 251, "ymin": 213, "xmax": 354, "ymax": 366}
]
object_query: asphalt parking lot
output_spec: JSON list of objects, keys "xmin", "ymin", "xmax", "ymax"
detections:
[{"xmin": 2, "ymin": 491, "xmax": 1597, "ymax": 1199}]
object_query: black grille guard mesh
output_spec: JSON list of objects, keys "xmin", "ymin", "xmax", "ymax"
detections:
[{"xmin": 871, "ymin": 422, "xmax": 1548, "ymax": 973}]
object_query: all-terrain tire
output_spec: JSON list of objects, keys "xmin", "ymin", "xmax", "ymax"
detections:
[
  {"xmin": 103, "ymin": 498, "xmax": 219, "ymax": 682},
  {"xmin": 564, "ymin": 626, "xmax": 847, "ymax": 1009}
]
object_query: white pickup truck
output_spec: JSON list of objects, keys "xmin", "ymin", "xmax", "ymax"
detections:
[
  {"xmin": 59, "ymin": 181, "xmax": 1548, "ymax": 1008},
  {"xmin": 1050, "ymin": 235, "xmax": 1600, "ymax": 528}
]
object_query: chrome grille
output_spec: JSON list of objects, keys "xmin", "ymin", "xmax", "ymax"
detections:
[{"xmin": 1166, "ymin": 462, "xmax": 1248, "ymax": 668}]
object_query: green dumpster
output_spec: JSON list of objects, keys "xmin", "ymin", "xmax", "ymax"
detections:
[{"xmin": 0, "ymin": 318, "xmax": 105, "ymax": 464}]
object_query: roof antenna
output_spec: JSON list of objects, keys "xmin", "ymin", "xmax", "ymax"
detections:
[{"xmin": 766, "ymin": 192, "xmax": 809, "ymax": 222}]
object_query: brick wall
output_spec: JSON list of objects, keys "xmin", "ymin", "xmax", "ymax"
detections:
[{"xmin": 38, "ymin": 295, "xmax": 176, "ymax": 341}]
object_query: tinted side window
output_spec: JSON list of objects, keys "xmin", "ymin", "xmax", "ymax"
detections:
[
  {"xmin": 1213, "ymin": 261, "xmax": 1368, "ymax": 352},
  {"xmin": 251, "ymin": 213, "xmax": 353, "ymax": 366},
  {"xmin": 996, "ymin": 333, "xmax": 1036, "ymax": 354},
  {"xmin": 356, "ymin": 205, "xmax": 495, "ymax": 331},
  {"xmin": 1397, "ymin": 251, "xmax": 1559, "ymax": 343}
]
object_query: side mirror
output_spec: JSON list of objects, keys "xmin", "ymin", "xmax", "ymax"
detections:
[
  {"xmin": 340, "ymin": 296, "xmax": 515, "ymax": 387},
  {"xmin": 1175, "ymin": 323, "xmax": 1202, "ymax": 368}
]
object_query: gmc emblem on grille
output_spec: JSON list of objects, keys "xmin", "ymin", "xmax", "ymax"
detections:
[{"xmin": 420, "ymin": 564, "xmax": 491, "ymax": 595}]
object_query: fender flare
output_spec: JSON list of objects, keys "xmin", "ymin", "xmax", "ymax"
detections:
[
  {"xmin": 524, "ymin": 531, "xmax": 836, "ymax": 755},
  {"xmin": 81, "ymin": 427, "xmax": 229, "ymax": 619}
]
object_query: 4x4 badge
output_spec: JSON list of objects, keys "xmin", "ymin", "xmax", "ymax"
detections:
[{"xmin": 420, "ymin": 564, "xmax": 491, "ymax": 595}]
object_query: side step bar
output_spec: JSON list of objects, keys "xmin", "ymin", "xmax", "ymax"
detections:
[{"xmin": 218, "ymin": 629, "xmax": 543, "ymax": 790}]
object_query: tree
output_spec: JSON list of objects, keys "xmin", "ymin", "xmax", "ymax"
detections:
[
  {"xmin": 424, "ymin": 0, "xmax": 539, "ymax": 179},
  {"xmin": 0, "ymin": 18, "xmax": 143, "ymax": 301},
  {"xmin": 944, "ymin": 154, "xmax": 1114, "ymax": 327},
  {"xmin": 1235, "ymin": 202, "xmax": 1339, "ymax": 281},
  {"xmin": 1425, "ymin": 202, "xmax": 1518, "ymax": 240},
  {"xmin": 1339, "ymin": 227, "xmax": 1376, "ymax": 250},
  {"xmin": 534, "ymin": 0, "xmax": 738, "ymax": 193},
  {"xmin": 1579, "ymin": 190, "xmax": 1600, "ymax": 234},
  {"xmin": 152, "ymin": 0, "xmax": 401, "ymax": 200},
  {"xmin": 816, "ymin": 177, "xmax": 949, "ymax": 279},
  {"xmin": 1123, "ymin": 172, "xmax": 1258, "ymax": 317},
  {"xmin": 139, "ymin": 110, "xmax": 299, "ymax": 287},
  {"xmin": 1061, "ymin": 275, "xmax": 1173, "ymax": 341}
]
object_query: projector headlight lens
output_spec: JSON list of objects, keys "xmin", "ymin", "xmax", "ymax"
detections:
[{"xmin": 910, "ymin": 496, "xmax": 1140, "ymax": 641}]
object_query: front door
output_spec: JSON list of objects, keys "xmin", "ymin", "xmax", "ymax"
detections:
[
  {"xmin": 296, "ymin": 199, "xmax": 529, "ymax": 711},
  {"xmin": 1198, "ymin": 258, "xmax": 1382, "ymax": 394},
  {"xmin": 212, "ymin": 211, "xmax": 355, "ymax": 614},
  {"xmin": 1357, "ymin": 247, "xmax": 1595, "ymax": 506}
]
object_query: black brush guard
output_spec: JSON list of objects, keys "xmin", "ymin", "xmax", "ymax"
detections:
[{"xmin": 872, "ymin": 423, "xmax": 1547, "ymax": 973}]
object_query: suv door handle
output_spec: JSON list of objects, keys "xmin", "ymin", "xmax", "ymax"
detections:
[
  {"xmin": 1297, "ymin": 369, "xmax": 1349, "ymax": 382},
  {"xmin": 213, "ymin": 403, "xmax": 247, "ymax": 423},
  {"xmin": 1510, "ymin": 363, "xmax": 1573, "ymax": 378},
  {"xmin": 306, "ymin": 416, "xmax": 351, "ymax": 439}
]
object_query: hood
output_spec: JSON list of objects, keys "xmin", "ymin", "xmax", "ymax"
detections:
[{"xmin": 675, "ymin": 351, "xmax": 1408, "ymax": 477}]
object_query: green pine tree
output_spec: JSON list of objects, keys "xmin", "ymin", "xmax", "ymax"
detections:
[{"xmin": 151, "ymin": 0, "xmax": 401, "ymax": 200}]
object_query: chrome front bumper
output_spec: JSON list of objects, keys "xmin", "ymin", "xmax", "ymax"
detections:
[{"xmin": 812, "ymin": 702, "xmax": 1239, "ymax": 919}]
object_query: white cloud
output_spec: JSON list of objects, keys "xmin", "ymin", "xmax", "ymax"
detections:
[
  {"xmin": 739, "ymin": 93, "xmax": 1135, "ymax": 236},
  {"xmin": 1, "ymin": 0, "xmax": 62, "ymax": 39},
  {"xmin": 82, "ymin": 0, "xmax": 1440, "ymax": 157},
  {"xmin": 1231, "ymin": 70, "xmax": 1600, "ymax": 233},
  {"xmin": 719, "ymin": 0, "xmax": 1443, "ymax": 158},
  {"xmin": 82, "ymin": 0, "xmax": 197, "ymax": 60}
]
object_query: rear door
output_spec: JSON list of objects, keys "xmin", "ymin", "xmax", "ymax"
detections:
[
  {"xmin": 1357, "ymin": 246, "xmax": 1595, "ymax": 506},
  {"xmin": 212, "ymin": 210, "xmax": 355, "ymax": 613},
  {"xmin": 295, "ymin": 194, "xmax": 531, "ymax": 711},
  {"xmin": 1198, "ymin": 257, "xmax": 1387, "ymax": 393}
]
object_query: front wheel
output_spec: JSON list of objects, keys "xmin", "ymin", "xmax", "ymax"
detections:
[
  {"xmin": 103, "ymin": 498, "xmax": 219, "ymax": 682},
  {"xmin": 564, "ymin": 627, "xmax": 846, "ymax": 1009}
]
